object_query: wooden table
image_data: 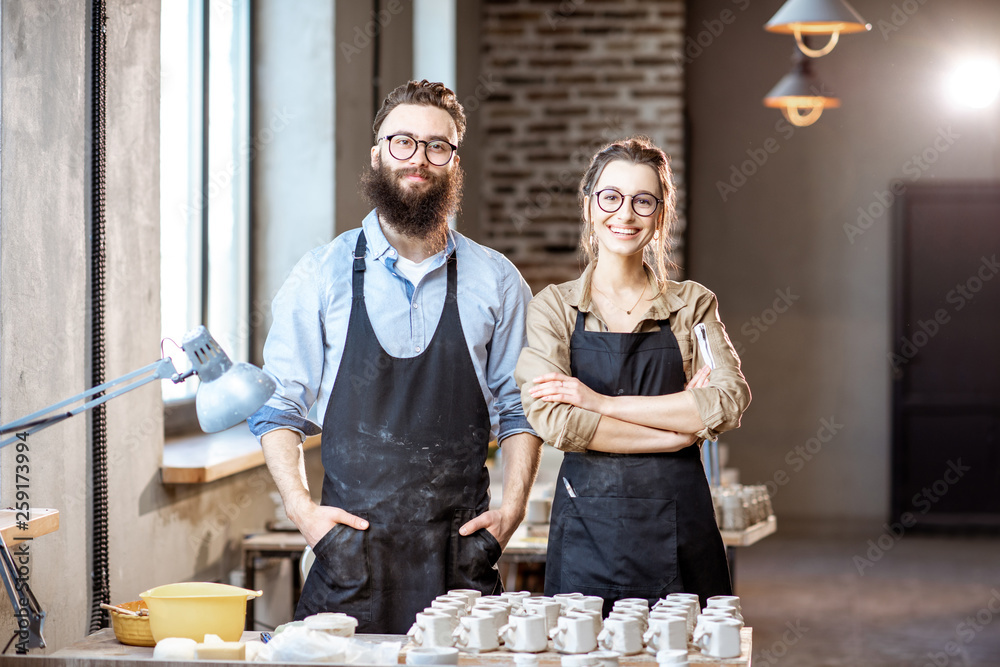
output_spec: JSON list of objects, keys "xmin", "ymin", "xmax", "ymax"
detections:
[
  {"xmin": 44, "ymin": 627, "xmax": 752, "ymax": 666},
  {"xmin": 0, "ymin": 507, "xmax": 60, "ymax": 543}
]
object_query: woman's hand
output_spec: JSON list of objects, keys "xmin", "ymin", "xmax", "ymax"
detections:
[
  {"xmin": 529, "ymin": 372, "xmax": 608, "ymax": 413},
  {"xmin": 686, "ymin": 364, "xmax": 711, "ymax": 390}
]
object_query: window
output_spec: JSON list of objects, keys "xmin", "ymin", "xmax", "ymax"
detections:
[{"xmin": 160, "ymin": 0, "xmax": 251, "ymax": 407}]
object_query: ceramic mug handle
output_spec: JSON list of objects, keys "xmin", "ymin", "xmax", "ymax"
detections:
[{"xmin": 597, "ymin": 626, "xmax": 613, "ymax": 651}]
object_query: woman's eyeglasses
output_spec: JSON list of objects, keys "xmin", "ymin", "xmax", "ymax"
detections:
[{"xmin": 592, "ymin": 188, "xmax": 662, "ymax": 217}]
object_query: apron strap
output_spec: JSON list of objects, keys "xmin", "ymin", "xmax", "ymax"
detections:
[{"xmin": 352, "ymin": 231, "xmax": 367, "ymax": 300}]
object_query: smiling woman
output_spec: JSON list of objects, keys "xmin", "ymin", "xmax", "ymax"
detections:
[{"xmin": 515, "ymin": 136, "xmax": 751, "ymax": 613}]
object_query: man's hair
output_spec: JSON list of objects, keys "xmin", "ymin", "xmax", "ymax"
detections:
[{"xmin": 372, "ymin": 80, "xmax": 467, "ymax": 146}]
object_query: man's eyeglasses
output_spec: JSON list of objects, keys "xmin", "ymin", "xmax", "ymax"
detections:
[
  {"xmin": 379, "ymin": 134, "xmax": 458, "ymax": 166},
  {"xmin": 591, "ymin": 188, "xmax": 663, "ymax": 217}
]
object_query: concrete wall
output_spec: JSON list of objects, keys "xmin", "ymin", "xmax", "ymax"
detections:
[
  {"xmin": 251, "ymin": 0, "xmax": 335, "ymax": 361},
  {"xmin": 0, "ymin": 1, "xmax": 305, "ymax": 651},
  {"xmin": 685, "ymin": 0, "xmax": 1000, "ymax": 521},
  {"xmin": 0, "ymin": 0, "xmax": 89, "ymax": 652}
]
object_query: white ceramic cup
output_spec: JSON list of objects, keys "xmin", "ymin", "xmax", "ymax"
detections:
[
  {"xmin": 550, "ymin": 614, "xmax": 598, "ymax": 654},
  {"xmin": 436, "ymin": 594, "xmax": 472, "ymax": 613},
  {"xmin": 448, "ymin": 589, "xmax": 483, "ymax": 608},
  {"xmin": 303, "ymin": 612, "xmax": 358, "ymax": 637},
  {"xmin": 453, "ymin": 614, "xmax": 499, "ymax": 653},
  {"xmin": 694, "ymin": 617, "xmax": 741, "ymax": 659},
  {"xmin": 654, "ymin": 648, "xmax": 689, "ymax": 666},
  {"xmin": 406, "ymin": 647, "xmax": 460, "ymax": 665},
  {"xmin": 561, "ymin": 654, "xmax": 599, "ymax": 667},
  {"xmin": 615, "ymin": 598, "xmax": 650, "ymax": 611},
  {"xmin": 481, "ymin": 595, "xmax": 510, "ymax": 606},
  {"xmin": 409, "ymin": 610, "xmax": 455, "ymax": 648},
  {"xmin": 586, "ymin": 650, "xmax": 621, "ymax": 667},
  {"xmin": 501, "ymin": 591, "xmax": 532, "ymax": 610},
  {"xmin": 608, "ymin": 609, "xmax": 648, "ymax": 635},
  {"xmin": 693, "ymin": 609, "xmax": 742, "ymax": 646},
  {"xmin": 566, "ymin": 596, "xmax": 605, "ymax": 614},
  {"xmin": 426, "ymin": 605, "xmax": 461, "ymax": 630},
  {"xmin": 499, "ymin": 613, "xmax": 548, "ymax": 653},
  {"xmin": 553, "ymin": 593, "xmax": 584, "ymax": 614},
  {"xmin": 432, "ymin": 598, "xmax": 468, "ymax": 616},
  {"xmin": 664, "ymin": 593, "xmax": 699, "ymax": 609},
  {"xmin": 512, "ymin": 652, "xmax": 540, "ymax": 667},
  {"xmin": 644, "ymin": 614, "xmax": 687, "ymax": 654},
  {"xmin": 567, "ymin": 609, "xmax": 603, "ymax": 638},
  {"xmin": 597, "ymin": 617, "xmax": 643, "ymax": 656},
  {"xmin": 523, "ymin": 598, "xmax": 562, "ymax": 632},
  {"xmin": 471, "ymin": 605, "xmax": 508, "ymax": 633},
  {"xmin": 705, "ymin": 596, "xmax": 743, "ymax": 621}
]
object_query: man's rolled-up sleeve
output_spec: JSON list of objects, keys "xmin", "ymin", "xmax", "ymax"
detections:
[{"xmin": 247, "ymin": 253, "xmax": 326, "ymax": 443}]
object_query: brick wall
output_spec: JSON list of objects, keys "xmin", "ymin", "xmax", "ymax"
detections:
[{"xmin": 479, "ymin": 0, "xmax": 686, "ymax": 293}]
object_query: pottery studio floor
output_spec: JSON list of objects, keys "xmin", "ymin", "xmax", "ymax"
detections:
[{"xmin": 734, "ymin": 518, "xmax": 1000, "ymax": 667}]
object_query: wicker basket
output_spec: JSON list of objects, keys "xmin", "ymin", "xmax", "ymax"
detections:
[{"xmin": 110, "ymin": 600, "xmax": 155, "ymax": 647}]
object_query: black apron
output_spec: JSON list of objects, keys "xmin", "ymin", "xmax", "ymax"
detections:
[
  {"xmin": 544, "ymin": 308, "xmax": 732, "ymax": 616},
  {"xmin": 295, "ymin": 231, "xmax": 502, "ymax": 633}
]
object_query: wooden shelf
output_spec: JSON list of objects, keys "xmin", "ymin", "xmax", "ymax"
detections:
[
  {"xmin": 0, "ymin": 507, "xmax": 59, "ymax": 543},
  {"xmin": 720, "ymin": 514, "xmax": 777, "ymax": 547},
  {"xmin": 162, "ymin": 426, "xmax": 320, "ymax": 484}
]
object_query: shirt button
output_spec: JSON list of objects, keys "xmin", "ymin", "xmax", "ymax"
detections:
[
  {"xmin": 415, "ymin": 346, "xmax": 422, "ymax": 353},
  {"xmin": 413, "ymin": 303, "xmax": 419, "ymax": 309}
]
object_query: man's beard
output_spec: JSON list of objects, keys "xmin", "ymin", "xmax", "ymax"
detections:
[{"xmin": 360, "ymin": 157, "xmax": 464, "ymax": 247}]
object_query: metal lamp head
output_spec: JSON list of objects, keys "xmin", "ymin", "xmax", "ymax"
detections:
[
  {"xmin": 181, "ymin": 326, "xmax": 276, "ymax": 433},
  {"xmin": 765, "ymin": 0, "xmax": 870, "ymax": 34},
  {"xmin": 764, "ymin": 55, "xmax": 840, "ymax": 127},
  {"xmin": 765, "ymin": 0, "xmax": 870, "ymax": 57}
]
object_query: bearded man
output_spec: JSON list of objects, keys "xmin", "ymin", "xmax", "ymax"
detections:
[{"xmin": 248, "ymin": 80, "xmax": 542, "ymax": 633}]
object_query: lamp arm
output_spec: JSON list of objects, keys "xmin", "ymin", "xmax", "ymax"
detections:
[{"xmin": 0, "ymin": 358, "xmax": 181, "ymax": 449}]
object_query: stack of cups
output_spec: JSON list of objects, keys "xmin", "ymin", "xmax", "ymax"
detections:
[
  {"xmin": 499, "ymin": 608, "xmax": 549, "ymax": 653},
  {"xmin": 692, "ymin": 595, "xmax": 743, "ymax": 660},
  {"xmin": 408, "ymin": 589, "xmax": 500, "ymax": 652},
  {"xmin": 597, "ymin": 601, "xmax": 644, "ymax": 657}
]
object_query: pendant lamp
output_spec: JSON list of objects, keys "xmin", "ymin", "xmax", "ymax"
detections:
[
  {"xmin": 765, "ymin": 0, "xmax": 871, "ymax": 57},
  {"xmin": 763, "ymin": 54, "xmax": 841, "ymax": 127}
]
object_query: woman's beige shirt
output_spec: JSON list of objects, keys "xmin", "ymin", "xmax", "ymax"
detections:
[{"xmin": 514, "ymin": 263, "xmax": 751, "ymax": 452}]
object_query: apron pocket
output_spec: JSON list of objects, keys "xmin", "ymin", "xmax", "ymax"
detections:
[
  {"xmin": 448, "ymin": 509, "xmax": 502, "ymax": 593},
  {"xmin": 310, "ymin": 512, "xmax": 372, "ymax": 620},
  {"xmin": 561, "ymin": 496, "xmax": 678, "ymax": 595}
]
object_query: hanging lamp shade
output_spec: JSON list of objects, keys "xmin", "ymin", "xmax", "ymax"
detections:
[
  {"xmin": 763, "ymin": 55, "xmax": 840, "ymax": 127},
  {"xmin": 765, "ymin": 0, "xmax": 871, "ymax": 57}
]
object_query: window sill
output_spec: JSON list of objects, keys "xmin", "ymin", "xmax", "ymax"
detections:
[{"xmin": 162, "ymin": 424, "xmax": 321, "ymax": 484}]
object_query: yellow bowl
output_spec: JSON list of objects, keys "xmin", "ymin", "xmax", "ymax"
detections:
[
  {"xmin": 109, "ymin": 600, "xmax": 155, "ymax": 647},
  {"xmin": 139, "ymin": 582, "xmax": 262, "ymax": 643}
]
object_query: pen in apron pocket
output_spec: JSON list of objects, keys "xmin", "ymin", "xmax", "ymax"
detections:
[{"xmin": 562, "ymin": 476, "xmax": 577, "ymax": 498}]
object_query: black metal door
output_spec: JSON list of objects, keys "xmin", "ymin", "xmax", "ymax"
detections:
[{"xmin": 891, "ymin": 183, "xmax": 1000, "ymax": 529}]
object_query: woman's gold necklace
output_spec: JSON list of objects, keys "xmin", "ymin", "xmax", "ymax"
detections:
[{"xmin": 591, "ymin": 282, "xmax": 647, "ymax": 315}]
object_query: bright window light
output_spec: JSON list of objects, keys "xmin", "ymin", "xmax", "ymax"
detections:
[{"xmin": 945, "ymin": 58, "xmax": 1000, "ymax": 109}]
